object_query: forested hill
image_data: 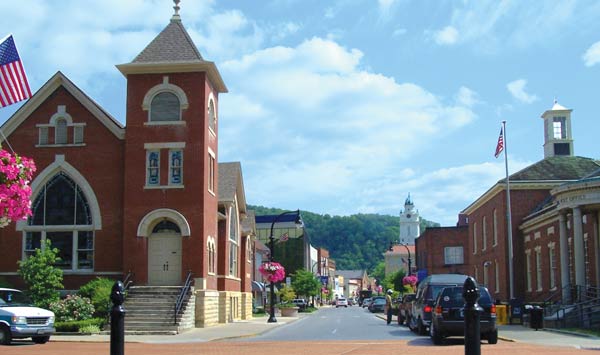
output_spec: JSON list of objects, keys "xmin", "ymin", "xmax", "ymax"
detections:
[{"xmin": 249, "ymin": 205, "xmax": 440, "ymax": 272}]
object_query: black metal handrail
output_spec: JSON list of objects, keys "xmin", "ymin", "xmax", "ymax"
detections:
[
  {"xmin": 123, "ymin": 270, "xmax": 134, "ymax": 293},
  {"xmin": 174, "ymin": 271, "xmax": 193, "ymax": 325}
]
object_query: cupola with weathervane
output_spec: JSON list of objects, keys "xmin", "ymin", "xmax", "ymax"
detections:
[{"xmin": 541, "ymin": 99, "xmax": 574, "ymax": 158}]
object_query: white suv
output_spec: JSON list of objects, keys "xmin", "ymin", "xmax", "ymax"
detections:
[{"xmin": 0, "ymin": 288, "xmax": 55, "ymax": 345}]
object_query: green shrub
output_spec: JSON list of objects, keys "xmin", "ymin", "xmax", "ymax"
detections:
[
  {"xmin": 17, "ymin": 240, "xmax": 63, "ymax": 309},
  {"xmin": 78, "ymin": 277, "xmax": 115, "ymax": 318},
  {"xmin": 55, "ymin": 318, "xmax": 106, "ymax": 333},
  {"xmin": 78, "ymin": 324, "xmax": 101, "ymax": 334},
  {"xmin": 49, "ymin": 294, "xmax": 94, "ymax": 322}
]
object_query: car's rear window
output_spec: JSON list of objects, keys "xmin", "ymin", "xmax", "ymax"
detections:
[{"xmin": 439, "ymin": 287, "xmax": 492, "ymax": 307}]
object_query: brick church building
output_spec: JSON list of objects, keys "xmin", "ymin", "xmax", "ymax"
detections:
[{"xmin": 0, "ymin": 5, "xmax": 254, "ymax": 328}]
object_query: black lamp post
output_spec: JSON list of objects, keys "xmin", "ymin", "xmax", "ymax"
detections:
[
  {"xmin": 389, "ymin": 241, "xmax": 412, "ymax": 276},
  {"xmin": 267, "ymin": 209, "xmax": 302, "ymax": 323}
]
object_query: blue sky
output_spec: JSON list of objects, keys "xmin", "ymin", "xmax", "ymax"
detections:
[{"xmin": 1, "ymin": 0, "xmax": 599, "ymax": 226}]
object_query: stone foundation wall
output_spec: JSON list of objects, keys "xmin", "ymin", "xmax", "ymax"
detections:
[
  {"xmin": 194, "ymin": 289, "xmax": 219, "ymax": 328},
  {"xmin": 241, "ymin": 292, "xmax": 253, "ymax": 320}
]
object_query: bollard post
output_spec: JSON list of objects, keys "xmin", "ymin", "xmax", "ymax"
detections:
[
  {"xmin": 463, "ymin": 276, "xmax": 482, "ymax": 355},
  {"xmin": 110, "ymin": 281, "xmax": 126, "ymax": 355}
]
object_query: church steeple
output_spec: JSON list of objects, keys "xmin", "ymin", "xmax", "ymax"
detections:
[
  {"xmin": 399, "ymin": 193, "xmax": 420, "ymax": 245},
  {"xmin": 540, "ymin": 99, "xmax": 574, "ymax": 158}
]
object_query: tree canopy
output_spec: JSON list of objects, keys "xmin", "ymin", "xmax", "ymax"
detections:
[{"xmin": 250, "ymin": 205, "xmax": 439, "ymax": 272}]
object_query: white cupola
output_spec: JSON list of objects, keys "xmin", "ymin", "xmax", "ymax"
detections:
[{"xmin": 540, "ymin": 99, "xmax": 574, "ymax": 158}]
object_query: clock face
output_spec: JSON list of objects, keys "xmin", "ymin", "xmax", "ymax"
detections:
[{"xmin": 406, "ymin": 214, "xmax": 411, "ymax": 218}]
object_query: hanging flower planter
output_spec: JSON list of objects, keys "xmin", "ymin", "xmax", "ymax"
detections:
[
  {"xmin": 259, "ymin": 261, "xmax": 285, "ymax": 283},
  {"xmin": 0, "ymin": 149, "xmax": 36, "ymax": 228},
  {"xmin": 403, "ymin": 275, "xmax": 418, "ymax": 291}
]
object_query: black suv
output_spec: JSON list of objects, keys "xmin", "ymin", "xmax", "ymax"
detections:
[
  {"xmin": 410, "ymin": 274, "xmax": 470, "ymax": 335},
  {"xmin": 429, "ymin": 286, "xmax": 498, "ymax": 345}
]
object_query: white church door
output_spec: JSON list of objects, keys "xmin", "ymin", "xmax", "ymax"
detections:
[{"xmin": 148, "ymin": 231, "xmax": 182, "ymax": 286}]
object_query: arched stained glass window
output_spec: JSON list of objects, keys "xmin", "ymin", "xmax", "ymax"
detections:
[
  {"xmin": 25, "ymin": 172, "xmax": 94, "ymax": 271},
  {"xmin": 30, "ymin": 172, "xmax": 91, "ymax": 226},
  {"xmin": 150, "ymin": 92, "xmax": 180, "ymax": 122}
]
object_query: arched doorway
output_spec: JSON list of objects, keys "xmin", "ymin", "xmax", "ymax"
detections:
[{"xmin": 148, "ymin": 220, "xmax": 182, "ymax": 285}]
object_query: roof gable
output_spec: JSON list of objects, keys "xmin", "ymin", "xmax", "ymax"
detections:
[
  {"xmin": 218, "ymin": 162, "xmax": 247, "ymax": 213},
  {"xmin": 0, "ymin": 71, "xmax": 124, "ymax": 140}
]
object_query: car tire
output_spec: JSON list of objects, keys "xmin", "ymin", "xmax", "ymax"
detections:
[
  {"xmin": 487, "ymin": 329, "xmax": 498, "ymax": 344},
  {"xmin": 32, "ymin": 336, "xmax": 50, "ymax": 344},
  {"xmin": 430, "ymin": 323, "xmax": 443, "ymax": 345},
  {"xmin": 0, "ymin": 325, "xmax": 11, "ymax": 345},
  {"xmin": 417, "ymin": 318, "xmax": 427, "ymax": 336}
]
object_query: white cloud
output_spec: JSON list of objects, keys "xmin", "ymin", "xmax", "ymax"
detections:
[
  {"xmin": 434, "ymin": 26, "xmax": 459, "ymax": 45},
  {"xmin": 583, "ymin": 41, "xmax": 600, "ymax": 67},
  {"xmin": 219, "ymin": 37, "xmax": 479, "ymax": 224},
  {"xmin": 507, "ymin": 79, "xmax": 538, "ymax": 104},
  {"xmin": 455, "ymin": 87, "xmax": 479, "ymax": 107}
]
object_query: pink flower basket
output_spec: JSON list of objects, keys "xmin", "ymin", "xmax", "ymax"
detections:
[
  {"xmin": 259, "ymin": 262, "xmax": 286, "ymax": 283},
  {"xmin": 403, "ymin": 275, "xmax": 418, "ymax": 287},
  {"xmin": 0, "ymin": 149, "xmax": 35, "ymax": 227}
]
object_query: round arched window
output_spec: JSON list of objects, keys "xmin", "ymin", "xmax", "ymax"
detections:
[{"xmin": 150, "ymin": 92, "xmax": 180, "ymax": 122}]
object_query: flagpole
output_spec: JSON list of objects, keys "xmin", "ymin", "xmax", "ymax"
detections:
[{"xmin": 502, "ymin": 120, "xmax": 515, "ymax": 300}]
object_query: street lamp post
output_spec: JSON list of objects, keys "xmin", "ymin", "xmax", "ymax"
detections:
[
  {"xmin": 389, "ymin": 241, "xmax": 412, "ymax": 276},
  {"xmin": 267, "ymin": 209, "xmax": 302, "ymax": 323}
]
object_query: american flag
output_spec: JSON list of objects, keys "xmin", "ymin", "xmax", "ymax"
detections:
[
  {"xmin": 0, "ymin": 35, "xmax": 32, "ymax": 108},
  {"xmin": 494, "ymin": 127, "xmax": 504, "ymax": 158}
]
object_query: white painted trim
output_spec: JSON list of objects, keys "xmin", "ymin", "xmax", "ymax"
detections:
[
  {"xmin": 16, "ymin": 154, "xmax": 102, "ymax": 231},
  {"xmin": 141, "ymin": 78, "xmax": 189, "ymax": 111},
  {"xmin": 137, "ymin": 208, "xmax": 191, "ymax": 237},
  {"xmin": 144, "ymin": 121, "xmax": 186, "ymax": 127}
]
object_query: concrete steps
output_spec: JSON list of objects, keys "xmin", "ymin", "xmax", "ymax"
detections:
[{"xmin": 121, "ymin": 286, "xmax": 195, "ymax": 334}]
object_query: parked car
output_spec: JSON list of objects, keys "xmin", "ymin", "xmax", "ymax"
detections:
[
  {"xmin": 410, "ymin": 274, "xmax": 470, "ymax": 335},
  {"xmin": 292, "ymin": 299, "xmax": 308, "ymax": 311},
  {"xmin": 398, "ymin": 293, "xmax": 416, "ymax": 325},
  {"xmin": 336, "ymin": 297, "xmax": 348, "ymax": 308},
  {"xmin": 369, "ymin": 297, "xmax": 386, "ymax": 313},
  {"xmin": 429, "ymin": 286, "xmax": 498, "ymax": 345},
  {"xmin": 361, "ymin": 298, "xmax": 372, "ymax": 308},
  {"xmin": 0, "ymin": 288, "xmax": 55, "ymax": 345}
]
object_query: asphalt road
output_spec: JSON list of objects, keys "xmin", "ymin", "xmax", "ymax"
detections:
[{"xmin": 244, "ymin": 304, "xmax": 415, "ymax": 341}]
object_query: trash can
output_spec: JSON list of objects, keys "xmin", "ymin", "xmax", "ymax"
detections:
[
  {"xmin": 530, "ymin": 306, "xmax": 543, "ymax": 330},
  {"xmin": 495, "ymin": 304, "xmax": 508, "ymax": 325}
]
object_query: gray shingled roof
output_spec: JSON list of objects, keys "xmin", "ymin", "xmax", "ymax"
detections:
[
  {"xmin": 336, "ymin": 270, "xmax": 366, "ymax": 279},
  {"xmin": 218, "ymin": 162, "xmax": 241, "ymax": 202},
  {"xmin": 503, "ymin": 156, "xmax": 600, "ymax": 182},
  {"xmin": 132, "ymin": 19, "xmax": 204, "ymax": 64}
]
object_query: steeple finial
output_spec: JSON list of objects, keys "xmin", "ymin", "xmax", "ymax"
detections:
[{"xmin": 171, "ymin": 0, "xmax": 181, "ymax": 22}]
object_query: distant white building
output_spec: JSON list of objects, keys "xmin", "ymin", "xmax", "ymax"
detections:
[{"xmin": 399, "ymin": 194, "xmax": 420, "ymax": 245}]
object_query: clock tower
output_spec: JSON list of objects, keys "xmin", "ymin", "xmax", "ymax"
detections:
[{"xmin": 399, "ymin": 193, "xmax": 420, "ymax": 245}]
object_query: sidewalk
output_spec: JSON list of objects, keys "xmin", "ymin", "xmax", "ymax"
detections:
[
  {"xmin": 377, "ymin": 313, "xmax": 600, "ymax": 350},
  {"xmin": 51, "ymin": 314, "xmax": 300, "ymax": 344}
]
